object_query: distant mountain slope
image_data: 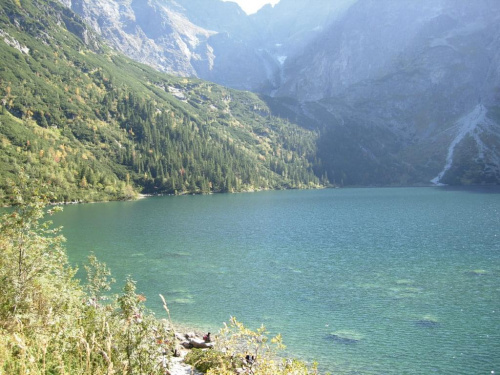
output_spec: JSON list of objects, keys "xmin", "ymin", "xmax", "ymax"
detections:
[
  {"xmin": 276, "ymin": 0, "xmax": 500, "ymax": 185},
  {"xmin": 58, "ymin": 0, "xmax": 356, "ymax": 91},
  {"xmin": 55, "ymin": 0, "xmax": 500, "ymax": 186},
  {"xmin": 0, "ymin": 0, "xmax": 322, "ymax": 204}
]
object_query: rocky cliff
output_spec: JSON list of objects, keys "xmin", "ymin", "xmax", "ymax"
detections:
[
  {"xmin": 275, "ymin": 0, "xmax": 500, "ymax": 184},
  {"xmin": 57, "ymin": 0, "xmax": 355, "ymax": 90},
  {"xmin": 58, "ymin": 0, "xmax": 221, "ymax": 76}
]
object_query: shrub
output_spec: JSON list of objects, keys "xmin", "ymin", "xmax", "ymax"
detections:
[
  {"xmin": 197, "ymin": 317, "xmax": 319, "ymax": 375},
  {"xmin": 0, "ymin": 174, "xmax": 175, "ymax": 374},
  {"xmin": 185, "ymin": 348, "xmax": 237, "ymax": 373}
]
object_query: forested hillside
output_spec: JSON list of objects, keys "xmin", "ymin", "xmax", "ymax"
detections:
[{"xmin": 0, "ymin": 0, "xmax": 323, "ymax": 204}]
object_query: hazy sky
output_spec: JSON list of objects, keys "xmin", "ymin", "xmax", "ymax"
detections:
[{"xmin": 222, "ymin": 0, "xmax": 280, "ymax": 14}]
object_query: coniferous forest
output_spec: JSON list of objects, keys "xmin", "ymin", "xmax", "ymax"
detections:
[{"xmin": 0, "ymin": 0, "xmax": 325, "ymax": 205}]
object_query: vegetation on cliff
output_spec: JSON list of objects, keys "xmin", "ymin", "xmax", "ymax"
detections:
[{"xmin": 0, "ymin": 0, "xmax": 324, "ymax": 205}]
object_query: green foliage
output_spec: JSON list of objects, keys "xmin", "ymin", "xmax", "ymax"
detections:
[
  {"xmin": 185, "ymin": 348, "xmax": 237, "ymax": 373},
  {"xmin": 185, "ymin": 317, "xmax": 319, "ymax": 375},
  {"xmin": 115, "ymin": 277, "xmax": 172, "ymax": 375},
  {"xmin": 0, "ymin": 172, "xmax": 74, "ymax": 320},
  {"xmin": 0, "ymin": 0, "xmax": 324, "ymax": 204},
  {"xmin": 84, "ymin": 251, "xmax": 115, "ymax": 302},
  {"xmin": 0, "ymin": 179, "xmax": 174, "ymax": 374}
]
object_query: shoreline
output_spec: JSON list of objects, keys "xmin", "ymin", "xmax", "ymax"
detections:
[
  {"xmin": 167, "ymin": 324, "xmax": 214, "ymax": 375},
  {"xmin": 10, "ymin": 183, "xmax": 498, "ymax": 208}
]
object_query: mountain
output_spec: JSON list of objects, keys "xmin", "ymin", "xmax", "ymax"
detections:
[
  {"xmin": 275, "ymin": 0, "xmax": 500, "ymax": 185},
  {"xmin": 57, "ymin": 0, "xmax": 260, "ymax": 88},
  {"xmin": 58, "ymin": 0, "xmax": 357, "ymax": 91},
  {"xmin": 0, "ymin": 0, "xmax": 323, "ymax": 204},
  {"xmin": 58, "ymin": 0, "xmax": 500, "ymax": 186},
  {"xmin": 3, "ymin": 0, "xmax": 499, "ymax": 190},
  {"xmin": 56, "ymin": 0, "xmax": 216, "ymax": 77}
]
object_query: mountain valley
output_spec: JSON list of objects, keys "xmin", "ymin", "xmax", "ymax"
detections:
[
  {"xmin": 0, "ymin": 0, "xmax": 322, "ymax": 203},
  {"xmin": 1, "ymin": 0, "xmax": 499, "ymax": 204},
  {"xmin": 60, "ymin": 0, "xmax": 500, "ymax": 186}
]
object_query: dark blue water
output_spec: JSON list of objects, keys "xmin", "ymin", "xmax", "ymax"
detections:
[{"xmin": 55, "ymin": 187, "xmax": 500, "ymax": 374}]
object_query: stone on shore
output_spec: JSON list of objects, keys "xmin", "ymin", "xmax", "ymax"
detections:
[
  {"xmin": 177, "ymin": 331, "xmax": 214, "ymax": 349},
  {"xmin": 190, "ymin": 338, "xmax": 214, "ymax": 349}
]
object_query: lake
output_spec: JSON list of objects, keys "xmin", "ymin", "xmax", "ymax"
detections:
[{"xmin": 54, "ymin": 187, "xmax": 500, "ymax": 374}]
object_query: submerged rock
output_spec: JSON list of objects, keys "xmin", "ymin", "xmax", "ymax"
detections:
[
  {"xmin": 466, "ymin": 269, "xmax": 488, "ymax": 276},
  {"xmin": 326, "ymin": 330, "xmax": 363, "ymax": 344},
  {"xmin": 415, "ymin": 315, "xmax": 439, "ymax": 328}
]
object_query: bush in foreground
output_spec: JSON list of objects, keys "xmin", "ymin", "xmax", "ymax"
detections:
[
  {"xmin": 0, "ymin": 175, "xmax": 173, "ymax": 374},
  {"xmin": 185, "ymin": 317, "xmax": 318, "ymax": 374}
]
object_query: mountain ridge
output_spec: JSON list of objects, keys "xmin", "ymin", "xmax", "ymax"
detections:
[{"xmin": 3, "ymin": 0, "xmax": 499, "ymax": 191}]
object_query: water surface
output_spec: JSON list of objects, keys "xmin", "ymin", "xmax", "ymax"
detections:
[{"xmin": 55, "ymin": 187, "xmax": 500, "ymax": 374}]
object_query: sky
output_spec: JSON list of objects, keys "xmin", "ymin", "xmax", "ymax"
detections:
[{"xmin": 222, "ymin": 0, "xmax": 280, "ymax": 15}]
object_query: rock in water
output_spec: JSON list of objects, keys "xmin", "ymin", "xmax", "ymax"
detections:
[
  {"xmin": 415, "ymin": 315, "xmax": 440, "ymax": 328},
  {"xmin": 326, "ymin": 330, "xmax": 363, "ymax": 344}
]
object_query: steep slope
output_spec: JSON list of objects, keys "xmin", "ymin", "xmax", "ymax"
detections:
[
  {"xmin": 0, "ymin": 0, "xmax": 322, "ymax": 204},
  {"xmin": 274, "ymin": 0, "xmax": 500, "ymax": 185},
  {"xmin": 55, "ymin": 0, "xmax": 500, "ymax": 186},
  {"xmin": 58, "ymin": 0, "xmax": 357, "ymax": 91},
  {"xmin": 57, "ymin": 0, "xmax": 220, "ymax": 77},
  {"xmin": 251, "ymin": 0, "xmax": 358, "ymax": 93}
]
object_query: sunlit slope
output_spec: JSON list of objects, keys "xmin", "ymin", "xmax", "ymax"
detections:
[{"xmin": 0, "ymin": 0, "xmax": 323, "ymax": 203}]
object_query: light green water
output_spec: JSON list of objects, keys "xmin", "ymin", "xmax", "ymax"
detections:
[{"xmin": 54, "ymin": 187, "xmax": 500, "ymax": 374}]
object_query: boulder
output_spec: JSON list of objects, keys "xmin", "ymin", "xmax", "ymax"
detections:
[
  {"xmin": 175, "ymin": 332, "xmax": 185, "ymax": 341},
  {"xmin": 180, "ymin": 341, "xmax": 192, "ymax": 349},
  {"xmin": 190, "ymin": 338, "xmax": 214, "ymax": 349}
]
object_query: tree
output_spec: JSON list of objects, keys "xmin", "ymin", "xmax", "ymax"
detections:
[
  {"xmin": 0, "ymin": 173, "xmax": 173, "ymax": 374},
  {"xmin": 0, "ymin": 173, "xmax": 83, "ymax": 374},
  {"xmin": 84, "ymin": 252, "xmax": 115, "ymax": 304},
  {"xmin": 0, "ymin": 173, "xmax": 76, "ymax": 319}
]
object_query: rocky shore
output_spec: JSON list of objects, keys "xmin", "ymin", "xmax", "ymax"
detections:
[{"xmin": 168, "ymin": 330, "xmax": 213, "ymax": 375}]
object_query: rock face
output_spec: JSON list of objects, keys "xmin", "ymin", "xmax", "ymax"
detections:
[
  {"xmin": 57, "ymin": 0, "xmax": 356, "ymax": 90},
  {"xmin": 58, "ymin": 0, "xmax": 500, "ymax": 185},
  {"xmin": 275, "ymin": 0, "xmax": 500, "ymax": 185},
  {"xmin": 279, "ymin": 0, "xmax": 500, "ymax": 107},
  {"xmin": 59, "ymin": 0, "xmax": 218, "ymax": 76}
]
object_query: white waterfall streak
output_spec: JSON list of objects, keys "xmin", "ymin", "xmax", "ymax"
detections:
[{"xmin": 431, "ymin": 104, "xmax": 487, "ymax": 185}]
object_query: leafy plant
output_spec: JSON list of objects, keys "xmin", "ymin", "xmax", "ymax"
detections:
[
  {"xmin": 0, "ymin": 177, "xmax": 174, "ymax": 374},
  {"xmin": 186, "ymin": 317, "xmax": 319, "ymax": 375}
]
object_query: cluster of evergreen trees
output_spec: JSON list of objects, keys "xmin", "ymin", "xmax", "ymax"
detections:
[{"xmin": 0, "ymin": 0, "xmax": 325, "ymax": 204}]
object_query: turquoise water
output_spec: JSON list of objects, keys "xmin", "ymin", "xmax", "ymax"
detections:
[{"xmin": 54, "ymin": 187, "xmax": 500, "ymax": 374}]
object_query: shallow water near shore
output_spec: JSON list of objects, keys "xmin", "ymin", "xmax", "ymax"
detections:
[{"xmin": 55, "ymin": 187, "xmax": 500, "ymax": 374}]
